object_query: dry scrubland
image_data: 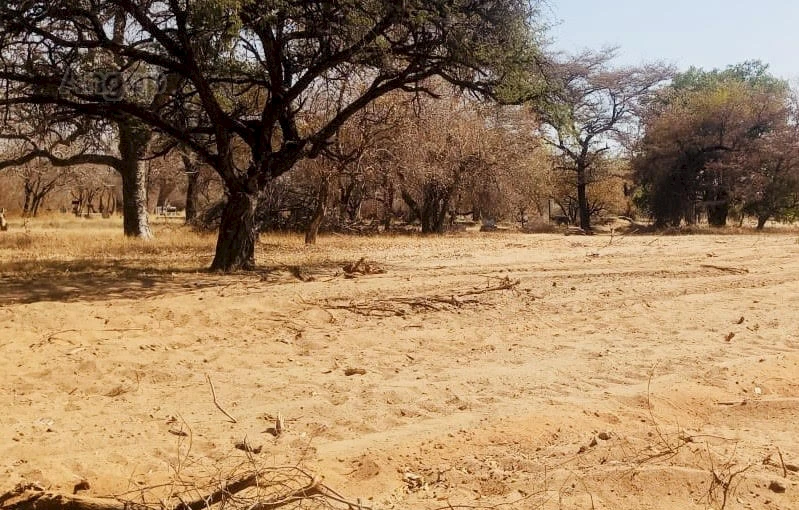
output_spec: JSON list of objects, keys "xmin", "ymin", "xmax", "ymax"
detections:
[{"xmin": 1, "ymin": 217, "xmax": 799, "ymax": 509}]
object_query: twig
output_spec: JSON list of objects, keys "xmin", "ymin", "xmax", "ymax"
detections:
[
  {"xmin": 606, "ymin": 227, "xmax": 639, "ymax": 246},
  {"xmin": 778, "ymin": 447, "xmax": 788, "ymax": 478},
  {"xmin": 646, "ymin": 364, "xmax": 674, "ymax": 454},
  {"xmin": 205, "ymin": 374, "xmax": 237, "ymax": 424},
  {"xmin": 716, "ymin": 400, "xmax": 747, "ymax": 406},
  {"xmin": 458, "ymin": 278, "xmax": 520, "ymax": 297},
  {"xmin": 36, "ymin": 328, "xmax": 146, "ymax": 348}
]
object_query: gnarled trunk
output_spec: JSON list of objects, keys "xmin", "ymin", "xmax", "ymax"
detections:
[
  {"xmin": 211, "ymin": 191, "xmax": 258, "ymax": 271},
  {"xmin": 118, "ymin": 121, "xmax": 153, "ymax": 239},
  {"xmin": 31, "ymin": 194, "xmax": 45, "ymax": 216}
]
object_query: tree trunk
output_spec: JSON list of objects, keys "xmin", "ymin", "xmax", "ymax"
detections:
[
  {"xmin": 211, "ymin": 191, "xmax": 258, "ymax": 271},
  {"xmin": 183, "ymin": 156, "xmax": 200, "ymax": 224},
  {"xmin": 756, "ymin": 214, "xmax": 769, "ymax": 230},
  {"xmin": 382, "ymin": 181, "xmax": 394, "ymax": 231},
  {"xmin": 401, "ymin": 189, "xmax": 421, "ymax": 224},
  {"xmin": 118, "ymin": 121, "xmax": 153, "ymax": 239},
  {"xmin": 576, "ymin": 166, "xmax": 591, "ymax": 231},
  {"xmin": 684, "ymin": 202, "xmax": 697, "ymax": 225},
  {"xmin": 31, "ymin": 194, "xmax": 44, "ymax": 217},
  {"xmin": 305, "ymin": 177, "xmax": 329, "ymax": 245},
  {"xmin": 119, "ymin": 161, "xmax": 153, "ymax": 238},
  {"xmin": 420, "ymin": 182, "xmax": 450, "ymax": 234},
  {"xmin": 707, "ymin": 201, "xmax": 729, "ymax": 227},
  {"xmin": 72, "ymin": 193, "xmax": 83, "ymax": 216},
  {"xmin": 22, "ymin": 187, "xmax": 32, "ymax": 217}
]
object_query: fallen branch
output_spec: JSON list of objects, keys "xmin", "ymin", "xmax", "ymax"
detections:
[
  {"xmin": 777, "ymin": 447, "xmax": 788, "ymax": 478},
  {"xmin": 2, "ymin": 480, "xmax": 323, "ymax": 510},
  {"xmin": 700, "ymin": 264, "xmax": 749, "ymax": 275},
  {"xmin": 322, "ymin": 277, "xmax": 518, "ymax": 317},
  {"xmin": 2, "ymin": 466, "xmax": 371, "ymax": 510},
  {"xmin": 2, "ymin": 490, "xmax": 135, "ymax": 510},
  {"xmin": 206, "ymin": 374, "xmax": 237, "ymax": 424},
  {"xmin": 34, "ymin": 328, "xmax": 146, "ymax": 349},
  {"xmin": 343, "ymin": 257, "xmax": 386, "ymax": 276}
]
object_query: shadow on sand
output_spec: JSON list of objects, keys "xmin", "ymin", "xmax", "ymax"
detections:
[
  {"xmin": 0, "ymin": 259, "xmax": 259, "ymax": 305},
  {"xmin": 0, "ymin": 258, "xmax": 350, "ymax": 305}
]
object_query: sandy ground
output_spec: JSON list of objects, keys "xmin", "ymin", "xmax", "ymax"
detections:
[{"xmin": 1, "ymin": 230, "xmax": 799, "ymax": 509}]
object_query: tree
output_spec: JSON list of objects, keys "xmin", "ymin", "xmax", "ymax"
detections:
[
  {"xmin": 69, "ymin": 168, "xmax": 120, "ymax": 218},
  {"xmin": 633, "ymin": 63, "xmax": 790, "ymax": 227},
  {"xmin": 16, "ymin": 162, "xmax": 74, "ymax": 217},
  {"xmin": 537, "ymin": 49, "xmax": 672, "ymax": 231},
  {"xmin": 0, "ymin": 0, "xmax": 544, "ymax": 270},
  {"xmin": 295, "ymin": 86, "xmax": 401, "ymax": 244},
  {"xmin": 672, "ymin": 60, "xmax": 786, "ymax": 95},
  {"xmin": 735, "ymin": 121, "xmax": 799, "ymax": 229},
  {"xmin": 0, "ymin": 117, "xmax": 156, "ymax": 237},
  {"xmin": 396, "ymin": 93, "xmax": 526, "ymax": 233},
  {"xmin": 0, "ymin": 5, "xmax": 189, "ymax": 238},
  {"xmin": 550, "ymin": 154, "xmax": 629, "ymax": 225}
]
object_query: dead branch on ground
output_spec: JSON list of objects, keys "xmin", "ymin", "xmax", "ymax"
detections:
[
  {"xmin": 703, "ymin": 444, "xmax": 752, "ymax": 510},
  {"xmin": 206, "ymin": 374, "xmax": 237, "ymax": 424},
  {"xmin": 699, "ymin": 264, "xmax": 749, "ymax": 275},
  {"xmin": 343, "ymin": 257, "xmax": 386, "ymax": 277},
  {"xmin": 322, "ymin": 277, "xmax": 521, "ymax": 317},
  {"xmin": 1, "ymin": 465, "xmax": 370, "ymax": 510}
]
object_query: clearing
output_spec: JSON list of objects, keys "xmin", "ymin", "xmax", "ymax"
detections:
[{"xmin": 1, "ymin": 223, "xmax": 798, "ymax": 509}]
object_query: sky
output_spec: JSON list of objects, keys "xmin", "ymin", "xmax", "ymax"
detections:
[{"xmin": 547, "ymin": 0, "xmax": 799, "ymax": 81}]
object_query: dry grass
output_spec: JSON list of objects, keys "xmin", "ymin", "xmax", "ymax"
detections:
[
  {"xmin": 3, "ymin": 214, "xmax": 798, "ymax": 277},
  {"xmin": 0, "ymin": 215, "xmax": 525, "ymax": 280},
  {"xmin": 0, "ymin": 218, "xmax": 214, "ymax": 275}
]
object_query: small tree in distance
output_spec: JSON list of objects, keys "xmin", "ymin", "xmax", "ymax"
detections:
[{"xmin": 537, "ymin": 49, "xmax": 673, "ymax": 231}]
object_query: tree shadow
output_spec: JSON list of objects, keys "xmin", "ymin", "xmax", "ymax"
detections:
[
  {"xmin": 0, "ymin": 258, "xmax": 353, "ymax": 305},
  {"xmin": 0, "ymin": 260, "xmax": 247, "ymax": 305}
]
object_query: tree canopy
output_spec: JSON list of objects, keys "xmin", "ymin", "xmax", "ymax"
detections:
[
  {"xmin": 633, "ymin": 62, "xmax": 797, "ymax": 228},
  {"xmin": 536, "ymin": 49, "xmax": 673, "ymax": 231},
  {"xmin": 0, "ymin": 0, "xmax": 546, "ymax": 269}
]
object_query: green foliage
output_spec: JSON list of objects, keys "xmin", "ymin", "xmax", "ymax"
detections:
[
  {"xmin": 635, "ymin": 61, "xmax": 796, "ymax": 228},
  {"xmin": 187, "ymin": 0, "xmax": 243, "ymax": 61},
  {"xmin": 672, "ymin": 60, "xmax": 787, "ymax": 95}
]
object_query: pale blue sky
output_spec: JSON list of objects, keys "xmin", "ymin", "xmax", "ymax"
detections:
[{"xmin": 547, "ymin": 0, "xmax": 799, "ymax": 81}]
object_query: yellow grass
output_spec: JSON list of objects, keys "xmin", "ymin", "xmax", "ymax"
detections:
[{"xmin": 0, "ymin": 214, "xmax": 535, "ymax": 275}]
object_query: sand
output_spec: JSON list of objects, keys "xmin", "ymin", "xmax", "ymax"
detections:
[{"xmin": 1, "ymin": 231, "xmax": 798, "ymax": 509}]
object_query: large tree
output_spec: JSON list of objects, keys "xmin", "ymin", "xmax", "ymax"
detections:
[
  {"xmin": 0, "ymin": 0, "xmax": 543, "ymax": 270},
  {"xmin": 537, "ymin": 49, "xmax": 672, "ymax": 231},
  {"xmin": 633, "ymin": 62, "xmax": 790, "ymax": 227},
  {"xmin": 0, "ymin": 115, "xmax": 157, "ymax": 237},
  {"xmin": 736, "ymin": 124, "xmax": 799, "ymax": 229}
]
